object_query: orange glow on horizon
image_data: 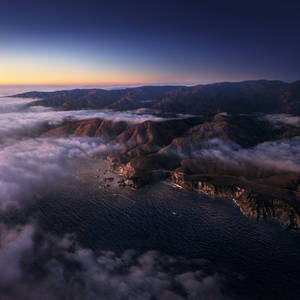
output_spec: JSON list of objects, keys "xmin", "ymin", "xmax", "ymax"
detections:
[
  {"xmin": 0, "ymin": 71, "xmax": 180, "ymax": 86},
  {"xmin": 0, "ymin": 70, "xmax": 165, "ymax": 86},
  {"xmin": 0, "ymin": 56, "xmax": 177, "ymax": 86},
  {"xmin": 0, "ymin": 80, "xmax": 164, "ymax": 86}
]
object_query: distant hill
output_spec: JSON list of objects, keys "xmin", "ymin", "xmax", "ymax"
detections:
[{"xmin": 13, "ymin": 80, "xmax": 300, "ymax": 115}]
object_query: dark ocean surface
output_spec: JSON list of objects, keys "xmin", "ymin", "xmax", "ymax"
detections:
[{"xmin": 31, "ymin": 163, "xmax": 300, "ymax": 300}]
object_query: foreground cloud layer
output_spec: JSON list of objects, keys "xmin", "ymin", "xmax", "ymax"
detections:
[{"xmin": 0, "ymin": 223, "xmax": 226, "ymax": 300}]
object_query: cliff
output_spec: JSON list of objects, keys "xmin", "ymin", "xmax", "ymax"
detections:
[{"xmin": 172, "ymin": 169, "xmax": 300, "ymax": 229}]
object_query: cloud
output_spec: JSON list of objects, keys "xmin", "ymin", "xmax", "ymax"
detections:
[
  {"xmin": 263, "ymin": 114, "xmax": 300, "ymax": 127},
  {"xmin": 0, "ymin": 106, "xmax": 167, "ymax": 134},
  {"xmin": 165, "ymin": 137, "xmax": 300, "ymax": 174},
  {"xmin": 0, "ymin": 223, "xmax": 227, "ymax": 300},
  {"xmin": 0, "ymin": 97, "xmax": 36, "ymax": 113},
  {"xmin": 0, "ymin": 96, "xmax": 174, "ymax": 210},
  {"xmin": 191, "ymin": 138, "xmax": 300, "ymax": 173},
  {"xmin": 0, "ymin": 224, "xmax": 34, "ymax": 286},
  {"xmin": 0, "ymin": 137, "xmax": 119, "ymax": 210},
  {"xmin": 0, "ymin": 96, "xmax": 196, "ymax": 138}
]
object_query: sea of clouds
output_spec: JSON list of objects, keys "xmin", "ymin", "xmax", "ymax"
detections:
[
  {"xmin": 0, "ymin": 98, "xmax": 171, "ymax": 135},
  {"xmin": 0, "ymin": 223, "xmax": 226, "ymax": 300}
]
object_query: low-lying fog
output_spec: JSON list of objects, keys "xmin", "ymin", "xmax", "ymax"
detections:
[
  {"xmin": 189, "ymin": 138, "xmax": 300, "ymax": 173},
  {"xmin": 0, "ymin": 98, "xmax": 172, "ymax": 135}
]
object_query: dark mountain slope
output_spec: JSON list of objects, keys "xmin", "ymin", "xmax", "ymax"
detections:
[
  {"xmin": 154, "ymin": 80, "xmax": 290, "ymax": 114},
  {"xmin": 14, "ymin": 80, "xmax": 300, "ymax": 115},
  {"xmin": 280, "ymin": 81, "xmax": 300, "ymax": 114},
  {"xmin": 15, "ymin": 86, "xmax": 184, "ymax": 110},
  {"xmin": 161, "ymin": 113, "xmax": 300, "ymax": 155},
  {"xmin": 44, "ymin": 119, "xmax": 129, "ymax": 139}
]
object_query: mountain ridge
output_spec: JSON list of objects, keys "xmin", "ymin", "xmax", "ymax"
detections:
[{"xmin": 12, "ymin": 80, "xmax": 300, "ymax": 115}]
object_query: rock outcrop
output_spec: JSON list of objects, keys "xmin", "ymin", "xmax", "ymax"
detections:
[{"xmin": 172, "ymin": 169, "xmax": 300, "ymax": 229}]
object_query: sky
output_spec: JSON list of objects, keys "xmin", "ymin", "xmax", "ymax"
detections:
[{"xmin": 0, "ymin": 0, "xmax": 300, "ymax": 85}]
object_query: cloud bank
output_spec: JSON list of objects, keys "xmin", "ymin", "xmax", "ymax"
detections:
[
  {"xmin": 0, "ymin": 97, "xmax": 185, "ymax": 138},
  {"xmin": 0, "ymin": 97, "xmax": 36, "ymax": 113},
  {"xmin": 0, "ymin": 137, "xmax": 119, "ymax": 210},
  {"xmin": 192, "ymin": 138, "xmax": 300, "ymax": 173},
  {"xmin": 0, "ymin": 106, "xmax": 167, "ymax": 134},
  {"xmin": 263, "ymin": 114, "xmax": 300, "ymax": 127},
  {"xmin": 0, "ymin": 223, "xmax": 226, "ymax": 300}
]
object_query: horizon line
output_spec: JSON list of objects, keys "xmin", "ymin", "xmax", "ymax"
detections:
[{"xmin": 0, "ymin": 78, "xmax": 295, "ymax": 88}]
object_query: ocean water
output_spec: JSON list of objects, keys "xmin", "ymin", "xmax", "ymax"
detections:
[{"xmin": 30, "ymin": 159, "xmax": 300, "ymax": 300}]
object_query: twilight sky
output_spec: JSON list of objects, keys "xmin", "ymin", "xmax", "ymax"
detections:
[{"xmin": 0, "ymin": 0, "xmax": 300, "ymax": 85}]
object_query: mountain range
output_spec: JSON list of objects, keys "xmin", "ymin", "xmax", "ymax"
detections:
[{"xmin": 14, "ymin": 80, "xmax": 300, "ymax": 115}]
